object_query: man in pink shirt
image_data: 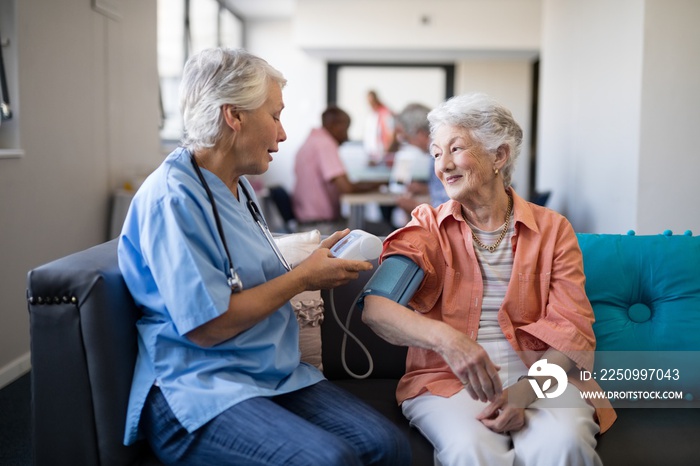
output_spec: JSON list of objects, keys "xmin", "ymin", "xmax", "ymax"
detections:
[{"xmin": 293, "ymin": 106, "xmax": 384, "ymax": 234}]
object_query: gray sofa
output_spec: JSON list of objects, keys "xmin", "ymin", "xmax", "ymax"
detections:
[{"xmin": 27, "ymin": 233, "xmax": 700, "ymax": 465}]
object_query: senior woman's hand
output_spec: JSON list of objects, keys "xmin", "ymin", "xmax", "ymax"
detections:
[
  {"xmin": 438, "ymin": 328, "xmax": 503, "ymax": 403},
  {"xmin": 362, "ymin": 295, "xmax": 503, "ymax": 403},
  {"xmin": 475, "ymin": 379, "xmax": 534, "ymax": 433}
]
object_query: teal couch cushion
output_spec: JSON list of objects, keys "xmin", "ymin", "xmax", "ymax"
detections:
[
  {"xmin": 577, "ymin": 232, "xmax": 700, "ymax": 352},
  {"xmin": 577, "ymin": 232, "xmax": 700, "ymax": 395}
]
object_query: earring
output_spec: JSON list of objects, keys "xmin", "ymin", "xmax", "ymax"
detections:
[{"xmin": 494, "ymin": 167, "xmax": 499, "ymax": 176}]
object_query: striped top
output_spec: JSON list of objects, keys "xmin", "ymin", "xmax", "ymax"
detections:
[{"xmin": 467, "ymin": 214, "xmax": 516, "ymax": 342}]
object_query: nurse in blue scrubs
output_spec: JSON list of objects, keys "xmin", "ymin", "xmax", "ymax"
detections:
[{"xmin": 118, "ymin": 47, "xmax": 410, "ymax": 466}]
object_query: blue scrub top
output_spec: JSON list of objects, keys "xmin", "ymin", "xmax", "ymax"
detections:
[{"xmin": 118, "ymin": 148, "xmax": 323, "ymax": 445}]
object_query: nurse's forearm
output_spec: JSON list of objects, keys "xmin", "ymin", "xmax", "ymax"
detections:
[
  {"xmin": 186, "ymin": 270, "xmax": 307, "ymax": 347},
  {"xmin": 186, "ymin": 246, "xmax": 371, "ymax": 347}
]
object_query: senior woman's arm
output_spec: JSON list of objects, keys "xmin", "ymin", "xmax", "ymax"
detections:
[
  {"xmin": 362, "ymin": 295, "xmax": 503, "ymax": 403},
  {"xmin": 187, "ymin": 233, "xmax": 372, "ymax": 347},
  {"xmin": 516, "ymin": 219, "xmax": 597, "ymax": 372}
]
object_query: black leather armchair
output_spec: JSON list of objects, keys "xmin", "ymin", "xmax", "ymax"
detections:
[
  {"xmin": 27, "ymin": 239, "xmax": 159, "ymax": 466},
  {"xmin": 27, "ymin": 239, "xmax": 433, "ymax": 466}
]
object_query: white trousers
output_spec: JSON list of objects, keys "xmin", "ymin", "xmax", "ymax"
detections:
[{"xmin": 401, "ymin": 340, "xmax": 601, "ymax": 466}]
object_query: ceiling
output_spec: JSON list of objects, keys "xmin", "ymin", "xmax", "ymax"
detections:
[
  {"xmin": 223, "ymin": 0, "xmax": 296, "ymax": 20},
  {"xmin": 220, "ymin": 0, "xmax": 538, "ymax": 62}
]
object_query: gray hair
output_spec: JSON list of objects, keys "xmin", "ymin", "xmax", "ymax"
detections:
[
  {"xmin": 428, "ymin": 92, "xmax": 523, "ymax": 187},
  {"xmin": 396, "ymin": 103, "xmax": 430, "ymax": 137},
  {"xmin": 179, "ymin": 48, "xmax": 286, "ymax": 152}
]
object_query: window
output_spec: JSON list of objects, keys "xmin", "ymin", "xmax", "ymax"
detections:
[
  {"xmin": 327, "ymin": 63, "xmax": 455, "ymax": 143},
  {"xmin": 157, "ymin": 0, "xmax": 242, "ymax": 143},
  {"xmin": 0, "ymin": 0, "xmax": 22, "ymax": 158}
]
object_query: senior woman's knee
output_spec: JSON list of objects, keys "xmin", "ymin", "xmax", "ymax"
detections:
[
  {"xmin": 514, "ymin": 414, "xmax": 600, "ymax": 466},
  {"xmin": 437, "ymin": 435, "xmax": 511, "ymax": 466},
  {"xmin": 516, "ymin": 433, "xmax": 600, "ymax": 466}
]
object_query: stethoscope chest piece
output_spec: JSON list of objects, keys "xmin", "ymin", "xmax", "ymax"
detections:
[{"xmin": 227, "ymin": 268, "xmax": 244, "ymax": 293}]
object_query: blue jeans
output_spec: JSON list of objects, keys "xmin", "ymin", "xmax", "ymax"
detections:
[{"xmin": 143, "ymin": 380, "xmax": 411, "ymax": 465}]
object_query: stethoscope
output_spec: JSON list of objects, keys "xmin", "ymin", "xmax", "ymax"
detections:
[{"xmin": 190, "ymin": 154, "xmax": 292, "ymax": 293}]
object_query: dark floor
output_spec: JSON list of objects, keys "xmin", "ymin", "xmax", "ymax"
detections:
[{"xmin": 0, "ymin": 372, "xmax": 31, "ymax": 465}]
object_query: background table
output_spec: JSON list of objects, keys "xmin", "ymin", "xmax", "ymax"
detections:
[{"xmin": 341, "ymin": 192, "xmax": 430, "ymax": 230}]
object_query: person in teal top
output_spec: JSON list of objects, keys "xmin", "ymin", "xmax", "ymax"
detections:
[{"xmin": 118, "ymin": 47, "xmax": 410, "ymax": 466}]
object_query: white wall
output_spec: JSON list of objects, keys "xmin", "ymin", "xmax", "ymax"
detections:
[
  {"xmin": 295, "ymin": 0, "xmax": 541, "ymax": 57},
  {"xmin": 538, "ymin": 0, "xmax": 700, "ymax": 235},
  {"xmin": 246, "ymin": 19, "xmax": 327, "ymax": 191},
  {"xmin": 0, "ymin": 0, "xmax": 160, "ymax": 385},
  {"xmin": 538, "ymin": 0, "xmax": 644, "ymax": 233},
  {"xmin": 637, "ymin": 0, "xmax": 700, "ymax": 235}
]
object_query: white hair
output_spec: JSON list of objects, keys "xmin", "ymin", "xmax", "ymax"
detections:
[
  {"xmin": 397, "ymin": 103, "xmax": 431, "ymax": 137},
  {"xmin": 428, "ymin": 92, "xmax": 523, "ymax": 187},
  {"xmin": 179, "ymin": 48, "xmax": 286, "ymax": 152}
]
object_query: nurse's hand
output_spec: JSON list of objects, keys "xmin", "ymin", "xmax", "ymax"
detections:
[
  {"xmin": 319, "ymin": 228, "xmax": 351, "ymax": 250},
  {"xmin": 295, "ymin": 242, "xmax": 373, "ymax": 291}
]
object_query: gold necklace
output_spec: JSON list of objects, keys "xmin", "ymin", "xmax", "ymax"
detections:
[{"xmin": 467, "ymin": 195, "xmax": 513, "ymax": 253}]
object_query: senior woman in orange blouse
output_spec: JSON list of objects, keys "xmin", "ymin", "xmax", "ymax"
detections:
[{"xmin": 362, "ymin": 92, "xmax": 615, "ymax": 466}]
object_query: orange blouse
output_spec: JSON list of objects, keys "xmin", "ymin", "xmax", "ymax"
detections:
[{"xmin": 381, "ymin": 189, "xmax": 616, "ymax": 433}]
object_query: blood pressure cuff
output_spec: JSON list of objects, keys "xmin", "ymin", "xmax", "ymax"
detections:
[{"xmin": 356, "ymin": 255, "xmax": 424, "ymax": 310}]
